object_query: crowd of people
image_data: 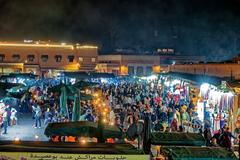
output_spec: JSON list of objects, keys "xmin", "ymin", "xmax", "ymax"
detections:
[
  {"xmin": 101, "ymin": 78, "xmax": 200, "ymax": 133},
  {"xmin": 100, "ymin": 77, "xmax": 238, "ymax": 150},
  {"xmin": 0, "ymin": 76, "xmax": 239, "ymax": 151}
]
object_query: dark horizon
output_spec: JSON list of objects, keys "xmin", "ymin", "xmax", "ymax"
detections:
[{"xmin": 0, "ymin": 0, "xmax": 240, "ymax": 61}]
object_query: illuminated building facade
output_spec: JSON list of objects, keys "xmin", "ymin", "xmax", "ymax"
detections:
[
  {"xmin": 0, "ymin": 41, "xmax": 98, "ymax": 76},
  {"xmin": 169, "ymin": 63, "xmax": 240, "ymax": 80},
  {"xmin": 96, "ymin": 54, "xmax": 161, "ymax": 76}
]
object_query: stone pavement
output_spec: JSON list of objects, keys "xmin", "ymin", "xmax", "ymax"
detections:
[{"xmin": 0, "ymin": 113, "xmax": 48, "ymax": 141}]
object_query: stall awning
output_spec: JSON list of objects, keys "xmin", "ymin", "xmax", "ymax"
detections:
[
  {"xmin": 0, "ymin": 73, "xmax": 37, "ymax": 79},
  {"xmin": 151, "ymin": 132, "xmax": 205, "ymax": 146},
  {"xmin": 63, "ymin": 71, "xmax": 115, "ymax": 79},
  {"xmin": 160, "ymin": 146, "xmax": 237, "ymax": 160},
  {"xmin": 163, "ymin": 72, "xmax": 229, "ymax": 86}
]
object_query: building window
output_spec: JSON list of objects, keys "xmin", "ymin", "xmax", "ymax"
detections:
[
  {"xmin": 136, "ymin": 66, "xmax": 144, "ymax": 76},
  {"xmin": 55, "ymin": 55, "xmax": 62, "ymax": 62},
  {"xmin": 146, "ymin": 66, "xmax": 152, "ymax": 75},
  {"xmin": 41, "ymin": 55, "xmax": 48, "ymax": 62},
  {"xmin": 0, "ymin": 54, "xmax": 5, "ymax": 62},
  {"xmin": 68, "ymin": 55, "xmax": 74, "ymax": 62},
  {"xmin": 79, "ymin": 57, "xmax": 83, "ymax": 62},
  {"xmin": 27, "ymin": 55, "xmax": 35, "ymax": 62},
  {"xmin": 91, "ymin": 58, "xmax": 96, "ymax": 62},
  {"xmin": 12, "ymin": 54, "xmax": 20, "ymax": 61},
  {"xmin": 128, "ymin": 66, "xmax": 135, "ymax": 75}
]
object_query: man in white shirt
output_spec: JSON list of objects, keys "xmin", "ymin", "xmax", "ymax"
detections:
[
  {"xmin": 33, "ymin": 104, "xmax": 42, "ymax": 128},
  {"xmin": 10, "ymin": 108, "xmax": 17, "ymax": 125}
]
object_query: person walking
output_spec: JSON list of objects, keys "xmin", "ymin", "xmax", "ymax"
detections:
[
  {"xmin": 33, "ymin": 104, "xmax": 42, "ymax": 128},
  {"xmin": 2, "ymin": 109, "xmax": 8, "ymax": 134},
  {"xmin": 10, "ymin": 107, "xmax": 17, "ymax": 125},
  {"xmin": 44, "ymin": 108, "xmax": 52, "ymax": 126},
  {"xmin": 6, "ymin": 106, "xmax": 11, "ymax": 127}
]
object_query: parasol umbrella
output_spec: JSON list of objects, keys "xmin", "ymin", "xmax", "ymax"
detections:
[
  {"xmin": 48, "ymin": 83, "xmax": 67, "ymax": 93},
  {"xmin": 0, "ymin": 96, "xmax": 18, "ymax": 107},
  {"xmin": 72, "ymin": 92, "xmax": 81, "ymax": 122},
  {"xmin": 68, "ymin": 93, "xmax": 93, "ymax": 101},
  {"xmin": 73, "ymin": 81, "xmax": 98, "ymax": 89},
  {"xmin": 0, "ymin": 82, "xmax": 22, "ymax": 90},
  {"xmin": 66, "ymin": 85, "xmax": 93, "ymax": 101},
  {"xmin": 48, "ymin": 81, "xmax": 97, "ymax": 95},
  {"xmin": 66, "ymin": 85, "xmax": 78, "ymax": 94},
  {"xmin": 8, "ymin": 73, "xmax": 37, "ymax": 79},
  {"xmin": 7, "ymin": 85, "xmax": 29, "ymax": 98},
  {"xmin": 60, "ymin": 86, "xmax": 68, "ymax": 118},
  {"xmin": 80, "ymin": 94, "xmax": 93, "ymax": 100},
  {"xmin": 7, "ymin": 85, "xmax": 26, "ymax": 93}
]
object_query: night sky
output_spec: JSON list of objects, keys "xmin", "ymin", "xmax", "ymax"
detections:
[{"xmin": 0, "ymin": 0, "xmax": 240, "ymax": 61}]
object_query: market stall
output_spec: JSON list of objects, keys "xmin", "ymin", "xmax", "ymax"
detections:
[
  {"xmin": 160, "ymin": 73, "xmax": 239, "ymax": 132},
  {"xmin": 198, "ymin": 82, "xmax": 236, "ymax": 131}
]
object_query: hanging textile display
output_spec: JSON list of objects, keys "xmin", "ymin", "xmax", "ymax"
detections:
[{"xmin": 198, "ymin": 83, "xmax": 235, "ymax": 132}]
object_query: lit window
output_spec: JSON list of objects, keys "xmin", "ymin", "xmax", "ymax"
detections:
[
  {"xmin": 27, "ymin": 55, "xmax": 35, "ymax": 62},
  {"xmin": 136, "ymin": 66, "xmax": 144, "ymax": 76},
  {"xmin": 128, "ymin": 66, "xmax": 134, "ymax": 75},
  {"xmin": 41, "ymin": 55, "xmax": 48, "ymax": 62},
  {"xmin": 91, "ymin": 58, "xmax": 96, "ymax": 62},
  {"xmin": 12, "ymin": 54, "xmax": 20, "ymax": 61},
  {"xmin": 0, "ymin": 54, "xmax": 5, "ymax": 62},
  {"xmin": 55, "ymin": 55, "xmax": 62, "ymax": 62},
  {"xmin": 68, "ymin": 55, "xmax": 74, "ymax": 62},
  {"xmin": 79, "ymin": 57, "xmax": 83, "ymax": 62},
  {"xmin": 146, "ymin": 66, "xmax": 152, "ymax": 75}
]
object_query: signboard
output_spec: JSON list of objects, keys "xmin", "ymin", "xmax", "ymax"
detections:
[
  {"xmin": 0, "ymin": 152, "xmax": 149, "ymax": 160},
  {"xmin": 157, "ymin": 48, "xmax": 174, "ymax": 54}
]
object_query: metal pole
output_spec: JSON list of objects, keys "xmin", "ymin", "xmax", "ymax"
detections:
[
  {"xmin": 65, "ymin": 87, "xmax": 70, "ymax": 120},
  {"xmin": 238, "ymin": 135, "xmax": 240, "ymax": 159},
  {"xmin": 78, "ymin": 89, "xmax": 81, "ymax": 121},
  {"xmin": 143, "ymin": 113, "xmax": 151, "ymax": 154}
]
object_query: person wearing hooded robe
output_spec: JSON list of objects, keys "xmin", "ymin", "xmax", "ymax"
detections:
[{"xmin": 174, "ymin": 108, "xmax": 181, "ymax": 126}]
